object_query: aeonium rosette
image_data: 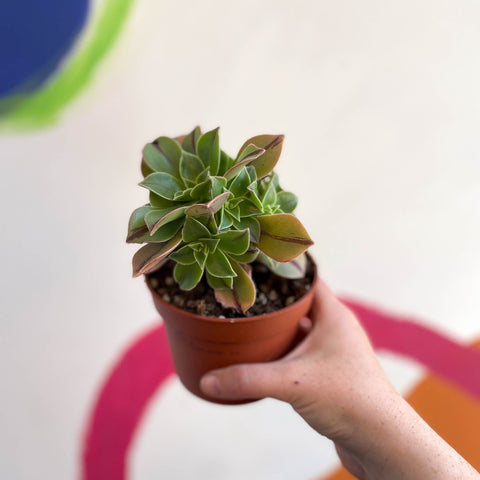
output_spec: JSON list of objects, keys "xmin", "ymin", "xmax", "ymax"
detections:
[{"xmin": 127, "ymin": 127, "xmax": 313, "ymax": 313}]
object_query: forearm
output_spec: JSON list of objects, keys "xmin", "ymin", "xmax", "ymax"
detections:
[{"xmin": 344, "ymin": 393, "xmax": 480, "ymax": 480}]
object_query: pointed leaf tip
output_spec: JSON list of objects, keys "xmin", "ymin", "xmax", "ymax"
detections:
[
  {"xmin": 214, "ymin": 262, "xmax": 255, "ymax": 313},
  {"xmin": 258, "ymin": 214, "xmax": 313, "ymax": 262},
  {"xmin": 132, "ymin": 232, "xmax": 182, "ymax": 277},
  {"xmin": 238, "ymin": 134, "xmax": 284, "ymax": 179}
]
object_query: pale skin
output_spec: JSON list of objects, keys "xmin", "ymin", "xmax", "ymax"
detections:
[{"xmin": 200, "ymin": 278, "xmax": 480, "ymax": 480}]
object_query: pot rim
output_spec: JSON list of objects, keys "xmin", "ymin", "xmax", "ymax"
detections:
[{"xmin": 145, "ymin": 253, "xmax": 318, "ymax": 324}]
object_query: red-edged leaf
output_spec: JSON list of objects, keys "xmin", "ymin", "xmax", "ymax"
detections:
[
  {"xmin": 257, "ymin": 214, "xmax": 313, "ymax": 262},
  {"xmin": 132, "ymin": 232, "xmax": 182, "ymax": 277},
  {"xmin": 181, "ymin": 126, "xmax": 202, "ymax": 154},
  {"xmin": 139, "ymin": 172, "xmax": 183, "ymax": 200},
  {"xmin": 149, "ymin": 206, "xmax": 187, "ymax": 234},
  {"xmin": 197, "ymin": 127, "xmax": 220, "ymax": 176},
  {"xmin": 126, "ymin": 205, "xmax": 151, "ymax": 243},
  {"xmin": 185, "ymin": 192, "xmax": 230, "ymax": 217},
  {"xmin": 224, "ymin": 144, "xmax": 265, "ymax": 180},
  {"xmin": 237, "ymin": 134, "xmax": 284, "ymax": 179},
  {"xmin": 214, "ymin": 262, "xmax": 255, "ymax": 313},
  {"xmin": 142, "ymin": 137, "xmax": 182, "ymax": 178}
]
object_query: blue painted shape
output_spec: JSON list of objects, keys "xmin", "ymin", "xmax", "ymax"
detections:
[{"xmin": 0, "ymin": 0, "xmax": 89, "ymax": 98}]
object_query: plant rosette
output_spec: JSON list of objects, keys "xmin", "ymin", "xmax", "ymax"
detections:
[{"xmin": 127, "ymin": 127, "xmax": 317, "ymax": 404}]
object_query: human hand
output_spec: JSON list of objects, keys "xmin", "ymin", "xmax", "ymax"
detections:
[{"xmin": 200, "ymin": 279, "xmax": 480, "ymax": 480}]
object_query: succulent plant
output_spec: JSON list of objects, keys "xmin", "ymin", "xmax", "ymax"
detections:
[{"xmin": 127, "ymin": 127, "xmax": 313, "ymax": 313}]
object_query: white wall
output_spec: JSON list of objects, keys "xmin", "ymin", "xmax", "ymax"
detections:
[{"xmin": 1, "ymin": 0, "xmax": 479, "ymax": 478}]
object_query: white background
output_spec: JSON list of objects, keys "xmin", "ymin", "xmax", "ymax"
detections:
[{"xmin": 1, "ymin": 0, "xmax": 479, "ymax": 478}]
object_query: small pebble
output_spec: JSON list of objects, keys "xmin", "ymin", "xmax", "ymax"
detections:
[
  {"xmin": 285, "ymin": 296, "xmax": 296, "ymax": 306},
  {"xmin": 165, "ymin": 276, "xmax": 174, "ymax": 286},
  {"xmin": 173, "ymin": 295, "xmax": 184, "ymax": 306},
  {"xmin": 268, "ymin": 290, "xmax": 279, "ymax": 301},
  {"xmin": 258, "ymin": 292, "xmax": 268, "ymax": 305},
  {"xmin": 150, "ymin": 277, "xmax": 159, "ymax": 288},
  {"xmin": 260, "ymin": 283, "xmax": 269, "ymax": 293},
  {"xmin": 162, "ymin": 293, "xmax": 171, "ymax": 303},
  {"xmin": 218, "ymin": 315, "xmax": 226, "ymax": 319}
]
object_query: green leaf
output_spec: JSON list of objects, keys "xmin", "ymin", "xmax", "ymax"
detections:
[
  {"xmin": 139, "ymin": 172, "xmax": 183, "ymax": 200},
  {"xmin": 225, "ymin": 144, "xmax": 265, "ymax": 180},
  {"xmin": 258, "ymin": 214, "xmax": 313, "ymax": 262},
  {"xmin": 262, "ymin": 180, "xmax": 277, "ymax": 207},
  {"xmin": 181, "ymin": 126, "xmax": 202, "ymax": 154},
  {"xmin": 126, "ymin": 205, "xmax": 151, "ymax": 243},
  {"xmin": 211, "ymin": 176, "xmax": 227, "ymax": 197},
  {"xmin": 229, "ymin": 167, "xmax": 250, "ymax": 196},
  {"xmin": 143, "ymin": 218, "xmax": 183, "ymax": 242},
  {"xmin": 180, "ymin": 152, "xmax": 205, "ymax": 185},
  {"xmin": 127, "ymin": 208, "xmax": 182, "ymax": 243},
  {"xmin": 214, "ymin": 262, "xmax": 255, "ymax": 313},
  {"xmin": 228, "ymin": 248, "xmax": 259, "ymax": 264},
  {"xmin": 195, "ymin": 169, "xmax": 210, "ymax": 184},
  {"xmin": 194, "ymin": 248, "xmax": 208, "ymax": 269},
  {"xmin": 169, "ymin": 245, "xmax": 196, "ymax": 265},
  {"xmin": 146, "ymin": 206, "xmax": 187, "ymax": 234},
  {"xmin": 219, "ymin": 211, "xmax": 234, "ymax": 230},
  {"xmin": 173, "ymin": 188, "xmax": 193, "ymax": 201},
  {"xmin": 225, "ymin": 205, "xmax": 240, "ymax": 222},
  {"xmin": 238, "ymin": 198, "xmax": 261, "ymax": 217},
  {"xmin": 258, "ymin": 252, "xmax": 307, "ymax": 279},
  {"xmin": 218, "ymin": 150, "xmax": 234, "ymax": 176},
  {"xmin": 270, "ymin": 171, "xmax": 280, "ymax": 189},
  {"xmin": 277, "ymin": 191, "xmax": 298, "ymax": 213},
  {"xmin": 237, "ymin": 134, "xmax": 284, "ymax": 179},
  {"xmin": 205, "ymin": 250, "xmax": 236, "ymax": 278},
  {"xmin": 185, "ymin": 192, "xmax": 230, "ymax": 217},
  {"xmin": 142, "ymin": 137, "xmax": 182, "ymax": 178},
  {"xmin": 216, "ymin": 229, "xmax": 250, "ymax": 255},
  {"xmin": 142, "ymin": 143, "xmax": 178, "ymax": 178},
  {"xmin": 197, "ymin": 127, "xmax": 220, "ymax": 176},
  {"xmin": 206, "ymin": 272, "xmax": 233, "ymax": 290},
  {"xmin": 245, "ymin": 165, "xmax": 257, "ymax": 183},
  {"xmin": 234, "ymin": 217, "xmax": 260, "ymax": 243},
  {"xmin": 173, "ymin": 262, "xmax": 204, "ymax": 290},
  {"xmin": 201, "ymin": 238, "xmax": 220, "ymax": 253},
  {"xmin": 132, "ymin": 232, "xmax": 183, "ymax": 277},
  {"xmin": 149, "ymin": 192, "xmax": 176, "ymax": 208},
  {"xmin": 246, "ymin": 184, "xmax": 263, "ymax": 210},
  {"xmin": 191, "ymin": 178, "xmax": 212, "ymax": 201},
  {"xmin": 182, "ymin": 216, "xmax": 212, "ymax": 242},
  {"xmin": 188, "ymin": 242, "xmax": 203, "ymax": 252}
]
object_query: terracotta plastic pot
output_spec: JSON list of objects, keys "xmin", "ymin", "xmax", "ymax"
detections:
[{"xmin": 146, "ymin": 257, "xmax": 318, "ymax": 404}]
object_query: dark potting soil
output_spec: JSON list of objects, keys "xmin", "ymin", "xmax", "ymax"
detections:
[{"xmin": 147, "ymin": 257, "xmax": 315, "ymax": 318}]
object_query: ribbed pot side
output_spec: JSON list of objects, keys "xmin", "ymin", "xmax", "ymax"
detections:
[{"xmin": 146, "ymin": 258, "xmax": 318, "ymax": 404}]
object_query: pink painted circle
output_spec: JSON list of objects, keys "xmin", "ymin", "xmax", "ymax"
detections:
[{"xmin": 81, "ymin": 299, "xmax": 480, "ymax": 479}]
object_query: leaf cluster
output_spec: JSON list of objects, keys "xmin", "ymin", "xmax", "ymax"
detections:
[{"xmin": 127, "ymin": 127, "xmax": 313, "ymax": 313}]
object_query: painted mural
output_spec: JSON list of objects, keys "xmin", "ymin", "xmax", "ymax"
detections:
[{"xmin": 1, "ymin": 1, "xmax": 479, "ymax": 479}]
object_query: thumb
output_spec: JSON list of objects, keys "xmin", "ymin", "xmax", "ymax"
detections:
[{"xmin": 200, "ymin": 361, "xmax": 290, "ymax": 402}]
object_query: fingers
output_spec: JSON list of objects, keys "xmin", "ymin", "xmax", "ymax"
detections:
[
  {"xmin": 200, "ymin": 361, "xmax": 291, "ymax": 402},
  {"xmin": 311, "ymin": 277, "xmax": 340, "ymax": 318},
  {"xmin": 200, "ymin": 278, "xmax": 342, "ymax": 403}
]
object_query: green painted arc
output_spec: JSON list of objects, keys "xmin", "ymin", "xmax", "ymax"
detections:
[{"xmin": 0, "ymin": 0, "xmax": 136, "ymax": 129}]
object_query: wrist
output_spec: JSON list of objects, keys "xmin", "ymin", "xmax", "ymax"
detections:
[{"xmin": 342, "ymin": 393, "xmax": 479, "ymax": 480}]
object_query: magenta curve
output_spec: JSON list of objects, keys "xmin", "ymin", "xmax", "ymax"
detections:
[{"xmin": 81, "ymin": 300, "xmax": 480, "ymax": 479}]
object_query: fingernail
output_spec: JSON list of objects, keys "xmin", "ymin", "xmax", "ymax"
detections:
[{"xmin": 200, "ymin": 374, "xmax": 221, "ymax": 397}]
